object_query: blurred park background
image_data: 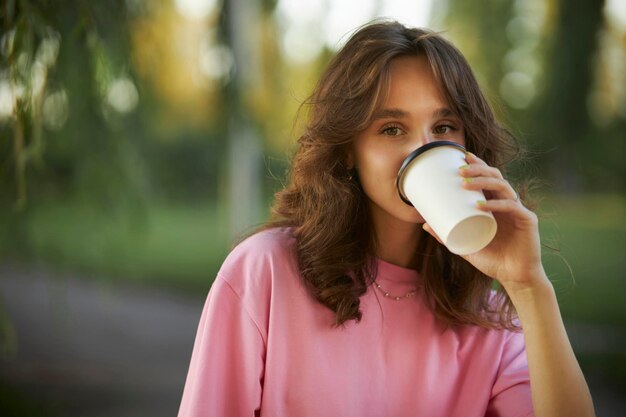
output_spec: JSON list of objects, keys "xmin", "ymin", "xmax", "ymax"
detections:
[{"xmin": 0, "ymin": 0, "xmax": 625, "ymax": 415}]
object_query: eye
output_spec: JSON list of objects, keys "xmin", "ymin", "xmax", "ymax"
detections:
[
  {"xmin": 380, "ymin": 125, "xmax": 405, "ymax": 136},
  {"xmin": 433, "ymin": 124, "xmax": 457, "ymax": 135}
]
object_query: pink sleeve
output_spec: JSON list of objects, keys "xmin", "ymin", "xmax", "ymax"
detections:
[
  {"xmin": 178, "ymin": 276, "xmax": 266, "ymax": 417},
  {"xmin": 486, "ymin": 330, "xmax": 534, "ymax": 417}
]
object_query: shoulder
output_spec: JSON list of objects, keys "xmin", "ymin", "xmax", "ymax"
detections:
[
  {"xmin": 236, "ymin": 226, "xmax": 296, "ymax": 255},
  {"xmin": 212, "ymin": 228, "xmax": 300, "ymax": 337},
  {"xmin": 217, "ymin": 227, "xmax": 299, "ymax": 293},
  {"xmin": 221, "ymin": 227, "xmax": 297, "ymax": 274}
]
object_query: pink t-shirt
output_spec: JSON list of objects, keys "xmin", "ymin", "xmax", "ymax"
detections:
[{"xmin": 179, "ymin": 228, "xmax": 534, "ymax": 417}]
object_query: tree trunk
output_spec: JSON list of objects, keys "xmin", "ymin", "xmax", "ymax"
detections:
[
  {"xmin": 538, "ymin": 0, "xmax": 605, "ymax": 193},
  {"xmin": 219, "ymin": 0, "xmax": 263, "ymax": 239}
]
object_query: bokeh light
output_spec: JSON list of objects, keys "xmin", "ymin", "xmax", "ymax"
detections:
[
  {"xmin": 107, "ymin": 77, "xmax": 139, "ymax": 114},
  {"xmin": 174, "ymin": 0, "xmax": 217, "ymax": 21},
  {"xmin": 43, "ymin": 89, "xmax": 69, "ymax": 130}
]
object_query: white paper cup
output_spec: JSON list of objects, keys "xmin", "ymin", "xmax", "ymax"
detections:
[{"xmin": 396, "ymin": 141, "xmax": 497, "ymax": 255}]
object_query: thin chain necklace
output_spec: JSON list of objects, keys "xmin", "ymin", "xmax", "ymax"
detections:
[{"xmin": 374, "ymin": 280, "xmax": 418, "ymax": 301}]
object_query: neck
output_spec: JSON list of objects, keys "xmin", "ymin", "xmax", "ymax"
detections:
[{"xmin": 370, "ymin": 207, "xmax": 423, "ymax": 269}]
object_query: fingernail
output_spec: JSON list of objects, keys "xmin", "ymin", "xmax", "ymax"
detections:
[
  {"xmin": 463, "ymin": 177, "xmax": 473, "ymax": 183},
  {"xmin": 476, "ymin": 200, "xmax": 486, "ymax": 206},
  {"xmin": 459, "ymin": 164, "xmax": 470, "ymax": 170},
  {"xmin": 466, "ymin": 151, "xmax": 475, "ymax": 157}
]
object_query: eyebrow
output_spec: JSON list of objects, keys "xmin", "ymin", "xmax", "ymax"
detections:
[
  {"xmin": 373, "ymin": 108, "xmax": 409, "ymax": 120},
  {"xmin": 432, "ymin": 108, "xmax": 457, "ymax": 119},
  {"xmin": 373, "ymin": 107, "xmax": 458, "ymax": 120}
]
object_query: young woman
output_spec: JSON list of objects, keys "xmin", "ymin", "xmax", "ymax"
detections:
[{"xmin": 178, "ymin": 21, "xmax": 595, "ymax": 417}]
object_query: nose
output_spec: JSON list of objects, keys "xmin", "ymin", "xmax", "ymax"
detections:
[
  {"xmin": 421, "ymin": 134, "xmax": 435, "ymax": 145},
  {"xmin": 409, "ymin": 130, "xmax": 434, "ymax": 151}
]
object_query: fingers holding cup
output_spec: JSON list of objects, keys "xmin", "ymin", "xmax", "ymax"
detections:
[
  {"xmin": 460, "ymin": 153, "xmax": 518, "ymax": 202},
  {"xmin": 461, "ymin": 175, "xmax": 518, "ymax": 202}
]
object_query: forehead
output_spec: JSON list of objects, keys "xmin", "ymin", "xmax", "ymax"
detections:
[{"xmin": 372, "ymin": 55, "xmax": 449, "ymax": 115}]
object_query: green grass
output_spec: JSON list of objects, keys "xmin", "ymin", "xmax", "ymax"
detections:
[
  {"xmin": 537, "ymin": 194, "xmax": 626, "ymax": 325},
  {"xmin": 2, "ymin": 194, "xmax": 624, "ymax": 324},
  {"xmin": 9, "ymin": 199, "xmax": 235, "ymax": 293}
]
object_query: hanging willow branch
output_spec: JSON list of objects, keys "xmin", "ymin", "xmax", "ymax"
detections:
[
  {"xmin": 12, "ymin": 102, "xmax": 25, "ymax": 209},
  {"xmin": 1, "ymin": 0, "xmax": 61, "ymax": 210}
]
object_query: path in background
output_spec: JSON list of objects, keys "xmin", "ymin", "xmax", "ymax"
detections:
[
  {"xmin": 0, "ymin": 264, "xmax": 624, "ymax": 416},
  {"xmin": 0, "ymin": 264, "xmax": 203, "ymax": 417}
]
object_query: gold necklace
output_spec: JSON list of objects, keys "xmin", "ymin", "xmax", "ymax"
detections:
[{"xmin": 374, "ymin": 280, "xmax": 418, "ymax": 301}]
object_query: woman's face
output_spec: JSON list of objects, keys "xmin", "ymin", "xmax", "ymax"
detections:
[{"xmin": 350, "ymin": 55, "xmax": 466, "ymax": 227}]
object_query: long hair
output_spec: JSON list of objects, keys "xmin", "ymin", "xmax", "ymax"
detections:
[{"xmin": 266, "ymin": 20, "xmax": 521, "ymax": 329}]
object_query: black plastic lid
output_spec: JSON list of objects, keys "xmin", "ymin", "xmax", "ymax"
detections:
[{"xmin": 396, "ymin": 141, "xmax": 467, "ymax": 206}]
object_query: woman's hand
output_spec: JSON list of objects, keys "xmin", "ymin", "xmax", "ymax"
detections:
[
  {"xmin": 422, "ymin": 152, "xmax": 548, "ymax": 293},
  {"xmin": 425, "ymin": 153, "xmax": 595, "ymax": 417}
]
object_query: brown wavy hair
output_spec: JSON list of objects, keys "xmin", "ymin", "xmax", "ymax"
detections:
[{"xmin": 265, "ymin": 20, "xmax": 522, "ymax": 329}]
